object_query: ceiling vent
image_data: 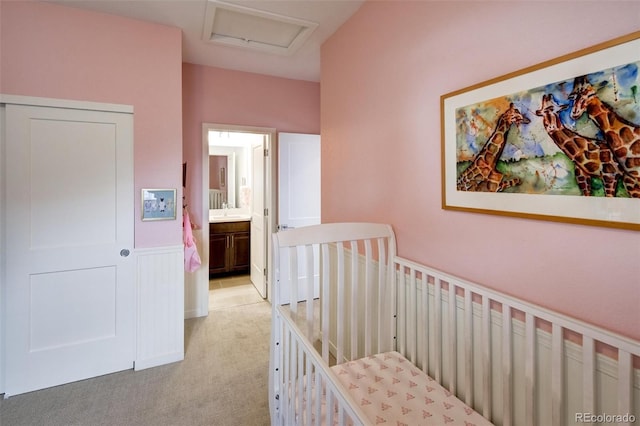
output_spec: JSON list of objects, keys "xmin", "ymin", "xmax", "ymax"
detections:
[{"xmin": 202, "ymin": 1, "xmax": 318, "ymax": 56}]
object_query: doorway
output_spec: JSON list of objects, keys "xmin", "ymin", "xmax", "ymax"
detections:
[{"xmin": 202, "ymin": 124, "xmax": 275, "ymax": 308}]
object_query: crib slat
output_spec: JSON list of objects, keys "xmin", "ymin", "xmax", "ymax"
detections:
[
  {"xmin": 297, "ymin": 341, "xmax": 304, "ymax": 421},
  {"xmin": 582, "ymin": 335, "xmax": 595, "ymax": 415},
  {"xmin": 280, "ymin": 322, "xmax": 291, "ymax": 422},
  {"xmin": 304, "ymin": 355, "xmax": 312, "ymax": 426},
  {"xmin": 551, "ymin": 323, "xmax": 564, "ymax": 426},
  {"xmin": 421, "ymin": 273, "xmax": 429, "ymax": 374},
  {"xmin": 291, "ymin": 340, "xmax": 297, "ymax": 421},
  {"xmin": 448, "ymin": 281, "xmax": 457, "ymax": 395},
  {"xmin": 327, "ymin": 388, "xmax": 335, "ymax": 426},
  {"xmin": 290, "ymin": 248, "xmax": 298, "ymax": 316},
  {"xmin": 305, "ymin": 244, "xmax": 315, "ymax": 341},
  {"xmin": 409, "ymin": 268, "xmax": 417, "ymax": 364},
  {"xmin": 502, "ymin": 304, "xmax": 513, "ymax": 426},
  {"xmin": 390, "ymin": 252, "xmax": 398, "ymax": 356},
  {"xmin": 464, "ymin": 288, "xmax": 473, "ymax": 407},
  {"xmin": 350, "ymin": 240, "xmax": 358, "ymax": 360},
  {"xmin": 338, "ymin": 403, "xmax": 346, "ymax": 426},
  {"xmin": 364, "ymin": 239, "xmax": 373, "ymax": 356},
  {"xmin": 283, "ymin": 328, "xmax": 290, "ymax": 424},
  {"xmin": 525, "ymin": 313, "xmax": 536, "ymax": 426},
  {"xmin": 481, "ymin": 296, "xmax": 492, "ymax": 420},
  {"xmin": 337, "ymin": 242, "xmax": 345, "ymax": 364},
  {"xmin": 397, "ymin": 266, "xmax": 406, "ymax": 358},
  {"xmin": 314, "ymin": 369, "xmax": 321, "ymax": 426},
  {"xmin": 377, "ymin": 237, "xmax": 387, "ymax": 353},
  {"xmin": 434, "ymin": 278, "xmax": 443, "ymax": 383},
  {"xmin": 321, "ymin": 243, "xmax": 330, "ymax": 364},
  {"xmin": 618, "ymin": 349, "xmax": 633, "ymax": 422}
]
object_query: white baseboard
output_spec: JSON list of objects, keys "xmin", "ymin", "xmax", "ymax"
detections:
[{"xmin": 134, "ymin": 351, "xmax": 184, "ymax": 371}]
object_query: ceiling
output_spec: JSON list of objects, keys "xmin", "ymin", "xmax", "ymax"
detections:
[{"xmin": 47, "ymin": 0, "xmax": 365, "ymax": 82}]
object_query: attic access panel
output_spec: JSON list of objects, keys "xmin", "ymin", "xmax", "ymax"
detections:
[{"xmin": 202, "ymin": 1, "xmax": 318, "ymax": 56}]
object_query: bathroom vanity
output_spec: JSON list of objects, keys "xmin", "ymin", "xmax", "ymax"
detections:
[{"xmin": 209, "ymin": 217, "xmax": 250, "ymax": 277}]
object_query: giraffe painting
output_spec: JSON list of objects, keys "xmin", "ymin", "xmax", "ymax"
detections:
[
  {"xmin": 445, "ymin": 36, "xmax": 639, "ymax": 228},
  {"xmin": 569, "ymin": 75, "xmax": 640, "ymax": 197},
  {"xmin": 535, "ymin": 94, "xmax": 622, "ymax": 197},
  {"xmin": 457, "ymin": 103, "xmax": 529, "ymax": 192}
]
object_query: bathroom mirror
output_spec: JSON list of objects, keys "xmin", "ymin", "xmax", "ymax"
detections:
[{"xmin": 209, "ymin": 131, "xmax": 261, "ymax": 210}]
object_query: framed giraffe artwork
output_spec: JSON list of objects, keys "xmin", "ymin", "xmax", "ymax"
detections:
[{"xmin": 441, "ymin": 31, "xmax": 640, "ymax": 231}]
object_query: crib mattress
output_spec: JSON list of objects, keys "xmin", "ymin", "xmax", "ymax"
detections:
[{"xmin": 331, "ymin": 351, "xmax": 492, "ymax": 426}]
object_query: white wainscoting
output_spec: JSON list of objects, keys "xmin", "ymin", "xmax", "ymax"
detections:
[
  {"xmin": 135, "ymin": 245, "xmax": 184, "ymax": 370},
  {"xmin": 184, "ymin": 227, "xmax": 209, "ymax": 319}
]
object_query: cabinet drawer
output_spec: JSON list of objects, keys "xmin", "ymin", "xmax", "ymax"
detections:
[{"xmin": 210, "ymin": 220, "xmax": 250, "ymax": 234}]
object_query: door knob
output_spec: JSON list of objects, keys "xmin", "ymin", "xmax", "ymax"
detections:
[{"xmin": 120, "ymin": 249, "xmax": 130, "ymax": 257}]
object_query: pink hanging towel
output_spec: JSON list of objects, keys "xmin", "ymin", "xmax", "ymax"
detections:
[{"xmin": 183, "ymin": 210, "xmax": 202, "ymax": 272}]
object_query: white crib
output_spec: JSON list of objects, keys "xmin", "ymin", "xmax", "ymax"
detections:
[
  {"xmin": 209, "ymin": 189, "xmax": 226, "ymax": 209},
  {"xmin": 269, "ymin": 223, "xmax": 639, "ymax": 426}
]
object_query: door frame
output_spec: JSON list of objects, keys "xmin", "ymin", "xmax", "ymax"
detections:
[
  {"xmin": 0, "ymin": 94, "xmax": 135, "ymax": 396},
  {"xmin": 200, "ymin": 123, "xmax": 276, "ymax": 312}
]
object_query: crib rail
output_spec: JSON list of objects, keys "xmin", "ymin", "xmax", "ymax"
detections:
[
  {"xmin": 394, "ymin": 256, "xmax": 640, "ymax": 426},
  {"xmin": 270, "ymin": 222, "xmax": 639, "ymax": 426}
]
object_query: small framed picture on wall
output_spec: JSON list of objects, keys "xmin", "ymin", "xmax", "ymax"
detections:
[{"xmin": 141, "ymin": 188, "xmax": 177, "ymax": 221}]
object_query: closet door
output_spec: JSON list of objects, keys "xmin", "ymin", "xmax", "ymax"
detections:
[
  {"xmin": 277, "ymin": 132, "xmax": 321, "ymax": 302},
  {"xmin": 3, "ymin": 101, "xmax": 135, "ymax": 396},
  {"xmin": 277, "ymin": 132, "xmax": 320, "ymax": 230}
]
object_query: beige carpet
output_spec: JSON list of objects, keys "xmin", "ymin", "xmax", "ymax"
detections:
[{"xmin": 0, "ymin": 284, "xmax": 271, "ymax": 426}]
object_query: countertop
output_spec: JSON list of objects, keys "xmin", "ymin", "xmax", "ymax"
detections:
[{"xmin": 209, "ymin": 209, "xmax": 251, "ymax": 223}]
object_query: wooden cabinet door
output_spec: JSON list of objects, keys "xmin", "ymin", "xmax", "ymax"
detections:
[
  {"xmin": 209, "ymin": 221, "xmax": 250, "ymax": 277},
  {"xmin": 209, "ymin": 233, "xmax": 228, "ymax": 275},
  {"xmin": 230, "ymin": 232, "xmax": 250, "ymax": 272}
]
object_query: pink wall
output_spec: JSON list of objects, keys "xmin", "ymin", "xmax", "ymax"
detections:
[
  {"xmin": 321, "ymin": 1, "xmax": 640, "ymax": 340},
  {"xmin": 0, "ymin": 1, "xmax": 183, "ymax": 248},
  {"xmin": 182, "ymin": 63, "xmax": 320, "ymax": 228}
]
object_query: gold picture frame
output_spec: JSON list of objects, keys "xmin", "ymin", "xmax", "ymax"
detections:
[{"xmin": 441, "ymin": 31, "xmax": 640, "ymax": 230}]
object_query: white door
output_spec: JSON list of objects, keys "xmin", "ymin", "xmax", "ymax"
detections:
[
  {"xmin": 278, "ymin": 133, "xmax": 321, "ymax": 230},
  {"xmin": 250, "ymin": 139, "xmax": 267, "ymax": 298},
  {"xmin": 277, "ymin": 133, "xmax": 321, "ymax": 302},
  {"xmin": 3, "ymin": 103, "xmax": 135, "ymax": 396}
]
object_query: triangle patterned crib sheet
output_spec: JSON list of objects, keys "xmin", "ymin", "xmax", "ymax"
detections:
[{"xmin": 330, "ymin": 351, "xmax": 493, "ymax": 426}]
